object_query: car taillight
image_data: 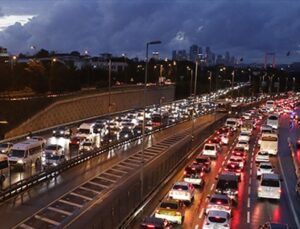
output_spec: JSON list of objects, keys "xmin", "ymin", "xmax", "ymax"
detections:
[
  {"xmin": 205, "ymin": 162, "xmax": 210, "ymax": 164},
  {"xmin": 147, "ymin": 224, "xmax": 155, "ymax": 228},
  {"xmin": 216, "ymin": 201, "xmax": 222, "ymax": 205},
  {"xmin": 236, "ymin": 169, "xmax": 241, "ymax": 172},
  {"xmin": 176, "ymin": 211, "xmax": 181, "ymax": 216},
  {"xmin": 225, "ymin": 206, "xmax": 230, "ymax": 210},
  {"xmin": 155, "ymin": 209, "xmax": 159, "ymax": 214},
  {"xmin": 200, "ymin": 172, "xmax": 204, "ymax": 177},
  {"xmin": 184, "ymin": 171, "xmax": 187, "ymax": 175},
  {"xmin": 258, "ymin": 187, "xmax": 262, "ymax": 191},
  {"xmin": 224, "ymin": 168, "xmax": 228, "ymax": 171},
  {"xmin": 278, "ymin": 189, "xmax": 282, "ymax": 193}
]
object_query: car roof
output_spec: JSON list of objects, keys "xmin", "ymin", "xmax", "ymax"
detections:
[
  {"xmin": 262, "ymin": 173, "xmax": 279, "ymax": 180},
  {"xmin": 160, "ymin": 198, "xmax": 180, "ymax": 205},
  {"xmin": 174, "ymin": 181, "xmax": 189, "ymax": 186},
  {"xmin": 211, "ymin": 193, "xmax": 229, "ymax": 200}
]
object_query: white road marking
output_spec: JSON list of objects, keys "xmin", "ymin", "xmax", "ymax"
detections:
[
  {"xmin": 195, "ymin": 224, "xmax": 199, "ymax": 229},
  {"xmin": 250, "ymin": 169, "xmax": 252, "ymax": 176},
  {"xmin": 247, "ymin": 197, "xmax": 250, "ymax": 208},
  {"xmin": 210, "ymin": 183, "xmax": 215, "ymax": 191},
  {"xmin": 218, "ymin": 168, "xmax": 222, "ymax": 173},
  {"xmin": 247, "ymin": 211, "xmax": 250, "ymax": 223},
  {"xmin": 199, "ymin": 208, "xmax": 204, "ymax": 219},
  {"xmin": 248, "ymin": 186, "xmax": 251, "ymax": 194}
]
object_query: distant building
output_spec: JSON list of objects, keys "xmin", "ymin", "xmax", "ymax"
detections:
[
  {"xmin": 152, "ymin": 51, "xmax": 160, "ymax": 60},
  {"xmin": 172, "ymin": 50, "xmax": 177, "ymax": 60},
  {"xmin": 176, "ymin": 50, "xmax": 188, "ymax": 61},
  {"xmin": 189, "ymin": 44, "xmax": 199, "ymax": 61},
  {"xmin": 0, "ymin": 47, "xmax": 9, "ymax": 57}
]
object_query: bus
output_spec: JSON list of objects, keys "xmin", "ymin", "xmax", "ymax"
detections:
[
  {"xmin": 229, "ymin": 103, "xmax": 242, "ymax": 117},
  {"xmin": 266, "ymin": 100, "xmax": 275, "ymax": 112},
  {"xmin": 267, "ymin": 114, "xmax": 279, "ymax": 130},
  {"xmin": 260, "ymin": 133, "xmax": 278, "ymax": 155}
]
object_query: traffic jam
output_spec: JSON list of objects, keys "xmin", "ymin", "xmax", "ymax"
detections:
[
  {"xmin": 140, "ymin": 96, "xmax": 300, "ymax": 229},
  {"xmin": 0, "ymin": 87, "xmax": 249, "ymax": 186}
]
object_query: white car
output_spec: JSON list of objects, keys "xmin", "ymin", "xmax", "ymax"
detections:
[
  {"xmin": 169, "ymin": 181, "xmax": 195, "ymax": 204},
  {"xmin": 206, "ymin": 194, "xmax": 232, "ymax": 215},
  {"xmin": 257, "ymin": 162, "xmax": 274, "ymax": 177},
  {"xmin": 238, "ymin": 132, "xmax": 250, "ymax": 142},
  {"xmin": 258, "ymin": 173, "xmax": 281, "ymax": 200},
  {"xmin": 203, "ymin": 210, "xmax": 231, "ymax": 229},
  {"xmin": 44, "ymin": 144, "xmax": 64, "ymax": 155},
  {"xmin": 236, "ymin": 140, "xmax": 249, "ymax": 151},
  {"xmin": 220, "ymin": 134, "xmax": 229, "ymax": 145},
  {"xmin": 0, "ymin": 142, "xmax": 13, "ymax": 154},
  {"xmin": 79, "ymin": 140, "xmax": 95, "ymax": 152},
  {"xmin": 255, "ymin": 151, "xmax": 270, "ymax": 163},
  {"xmin": 202, "ymin": 143, "xmax": 218, "ymax": 159},
  {"xmin": 31, "ymin": 136, "xmax": 47, "ymax": 146}
]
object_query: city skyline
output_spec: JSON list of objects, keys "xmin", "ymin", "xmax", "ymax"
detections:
[{"xmin": 0, "ymin": 0, "xmax": 300, "ymax": 64}]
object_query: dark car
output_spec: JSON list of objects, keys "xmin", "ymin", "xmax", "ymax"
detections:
[
  {"xmin": 119, "ymin": 128, "xmax": 133, "ymax": 140},
  {"xmin": 140, "ymin": 216, "xmax": 172, "ymax": 229},
  {"xmin": 133, "ymin": 125, "xmax": 143, "ymax": 135},
  {"xmin": 52, "ymin": 127, "xmax": 71, "ymax": 138},
  {"xmin": 193, "ymin": 156, "xmax": 211, "ymax": 172},
  {"xmin": 224, "ymin": 162, "xmax": 242, "ymax": 181},
  {"xmin": 259, "ymin": 222, "xmax": 289, "ymax": 229},
  {"xmin": 183, "ymin": 164, "xmax": 205, "ymax": 187},
  {"xmin": 215, "ymin": 172, "xmax": 239, "ymax": 203}
]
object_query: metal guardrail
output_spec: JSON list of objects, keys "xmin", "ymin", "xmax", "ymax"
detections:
[{"xmin": 0, "ymin": 112, "xmax": 204, "ymax": 202}]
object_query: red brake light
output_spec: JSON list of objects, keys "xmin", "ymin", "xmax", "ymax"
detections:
[
  {"xmin": 278, "ymin": 189, "xmax": 282, "ymax": 193},
  {"xmin": 224, "ymin": 168, "xmax": 228, "ymax": 171},
  {"xmin": 147, "ymin": 224, "xmax": 155, "ymax": 228},
  {"xmin": 192, "ymin": 167, "xmax": 196, "ymax": 170},
  {"xmin": 200, "ymin": 172, "xmax": 204, "ymax": 177},
  {"xmin": 216, "ymin": 201, "xmax": 222, "ymax": 205},
  {"xmin": 184, "ymin": 171, "xmax": 187, "ymax": 175}
]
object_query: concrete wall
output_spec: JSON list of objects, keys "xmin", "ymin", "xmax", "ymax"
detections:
[{"xmin": 5, "ymin": 85, "xmax": 175, "ymax": 139}]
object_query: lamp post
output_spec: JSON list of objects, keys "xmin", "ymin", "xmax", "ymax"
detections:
[
  {"xmin": 50, "ymin": 58, "xmax": 57, "ymax": 92},
  {"xmin": 293, "ymin": 77, "xmax": 296, "ymax": 91},
  {"xmin": 208, "ymin": 71, "xmax": 212, "ymax": 96},
  {"xmin": 187, "ymin": 67, "xmax": 194, "ymax": 96},
  {"xmin": 10, "ymin": 55, "xmax": 17, "ymax": 89},
  {"xmin": 231, "ymin": 70, "xmax": 235, "ymax": 98},
  {"xmin": 141, "ymin": 40, "xmax": 161, "ymax": 203}
]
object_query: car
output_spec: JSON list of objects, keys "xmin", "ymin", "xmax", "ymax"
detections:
[
  {"xmin": 168, "ymin": 182, "xmax": 195, "ymax": 204},
  {"xmin": 31, "ymin": 136, "xmax": 47, "ymax": 146},
  {"xmin": 216, "ymin": 126, "xmax": 232, "ymax": 136},
  {"xmin": 232, "ymin": 147, "xmax": 247, "ymax": 159},
  {"xmin": 220, "ymin": 134, "xmax": 229, "ymax": 145},
  {"xmin": 69, "ymin": 136, "xmax": 83, "ymax": 148},
  {"xmin": 183, "ymin": 164, "xmax": 205, "ymax": 186},
  {"xmin": 224, "ymin": 162, "xmax": 242, "ymax": 180},
  {"xmin": 203, "ymin": 210, "xmax": 231, "ymax": 229},
  {"xmin": 202, "ymin": 143, "xmax": 218, "ymax": 159},
  {"xmin": 258, "ymin": 173, "xmax": 281, "ymax": 200},
  {"xmin": 206, "ymin": 194, "xmax": 232, "ymax": 215},
  {"xmin": 79, "ymin": 140, "xmax": 95, "ymax": 152},
  {"xmin": 140, "ymin": 216, "xmax": 172, "ymax": 229},
  {"xmin": 154, "ymin": 199, "xmax": 185, "ymax": 224},
  {"xmin": 236, "ymin": 140, "xmax": 249, "ymax": 151},
  {"xmin": 215, "ymin": 172, "xmax": 239, "ymax": 202},
  {"xmin": 297, "ymin": 138, "xmax": 300, "ymax": 149},
  {"xmin": 228, "ymin": 155, "xmax": 245, "ymax": 170},
  {"xmin": 256, "ymin": 151, "xmax": 270, "ymax": 163},
  {"xmin": 193, "ymin": 155, "xmax": 211, "ymax": 172},
  {"xmin": 257, "ymin": 162, "xmax": 274, "ymax": 177},
  {"xmin": 43, "ymin": 154, "xmax": 66, "ymax": 167},
  {"xmin": 0, "ymin": 142, "xmax": 13, "ymax": 154},
  {"xmin": 238, "ymin": 132, "xmax": 250, "ymax": 142},
  {"xmin": 119, "ymin": 127, "xmax": 134, "ymax": 139},
  {"xmin": 52, "ymin": 127, "xmax": 71, "ymax": 137},
  {"xmin": 259, "ymin": 222, "xmax": 289, "ymax": 229}
]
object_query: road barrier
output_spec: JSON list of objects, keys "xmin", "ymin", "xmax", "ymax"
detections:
[{"xmin": 287, "ymin": 137, "xmax": 300, "ymax": 178}]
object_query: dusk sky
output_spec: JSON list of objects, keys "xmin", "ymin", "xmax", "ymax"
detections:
[{"xmin": 0, "ymin": 0, "xmax": 299, "ymax": 63}]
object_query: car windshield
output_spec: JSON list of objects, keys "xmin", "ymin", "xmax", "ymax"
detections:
[
  {"xmin": 260, "ymin": 164, "xmax": 272, "ymax": 169},
  {"xmin": 217, "ymin": 179, "xmax": 238, "ymax": 189},
  {"xmin": 10, "ymin": 150, "xmax": 25, "ymax": 158},
  {"xmin": 0, "ymin": 143, "xmax": 8, "ymax": 148},
  {"xmin": 227, "ymin": 121, "xmax": 236, "ymax": 125},
  {"xmin": 196, "ymin": 158, "xmax": 208, "ymax": 163},
  {"xmin": 46, "ymin": 145, "xmax": 59, "ymax": 150},
  {"xmin": 208, "ymin": 216, "xmax": 227, "ymax": 223},
  {"xmin": 83, "ymin": 142, "xmax": 92, "ymax": 146},
  {"xmin": 210, "ymin": 197, "xmax": 229, "ymax": 205},
  {"xmin": 160, "ymin": 202, "xmax": 178, "ymax": 210},
  {"xmin": 205, "ymin": 145, "xmax": 215, "ymax": 150},
  {"xmin": 173, "ymin": 184, "xmax": 188, "ymax": 191},
  {"xmin": 261, "ymin": 179, "xmax": 280, "ymax": 187},
  {"xmin": 78, "ymin": 129, "xmax": 90, "ymax": 134},
  {"xmin": 268, "ymin": 116, "xmax": 278, "ymax": 120},
  {"xmin": 241, "ymin": 133, "xmax": 249, "ymax": 136},
  {"xmin": 46, "ymin": 155, "xmax": 60, "ymax": 160}
]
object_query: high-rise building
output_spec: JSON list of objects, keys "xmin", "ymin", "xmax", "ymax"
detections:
[
  {"xmin": 172, "ymin": 50, "xmax": 177, "ymax": 60},
  {"xmin": 0, "ymin": 46, "xmax": 9, "ymax": 57},
  {"xmin": 189, "ymin": 44, "xmax": 199, "ymax": 61},
  {"xmin": 177, "ymin": 50, "xmax": 188, "ymax": 60},
  {"xmin": 225, "ymin": 51, "xmax": 230, "ymax": 65},
  {"xmin": 152, "ymin": 51, "xmax": 160, "ymax": 60}
]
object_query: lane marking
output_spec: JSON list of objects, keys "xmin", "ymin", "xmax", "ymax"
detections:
[
  {"xmin": 250, "ymin": 169, "xmax": 252, "ymax": 176},
  {"xmin": 199, "ymin": 208, "xmax": 204, "ymax": 219},
  {"xmin": 248, "ymin": 186, "xmax": 251, "ymax": 194},
  {"xmin": 210, "ymin": 183, "xmax": 215, "ymax": 191},
  {"xmin": 247, "ymin": 211, "xmax": 250, "ymax": 223},
  {"xmin": 247, "ymin": 197, "xmax": 250, "ymax": 208},
  {"xmin": 34, "ymin": 215, "xmax": 60, "ymax": 226},
  {"xmin": 195, "ymin": 224, "xmax": 199, "ymax": 229},
  {"xmin": 48, "ymin": 206, "xmax": 72, "ymax": 216}
]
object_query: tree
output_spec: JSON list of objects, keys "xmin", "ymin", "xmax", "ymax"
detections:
[{"xmin": 25, "ymin": 60, "xmax": 48, "ymax": 93}]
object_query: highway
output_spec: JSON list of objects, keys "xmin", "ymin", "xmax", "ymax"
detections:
[
  {"xmin": 0, "ymin": 112, "xmax": 220, "ymax": 228},
  {"xmin": 131, "ymin": 101, "xmax": 300, "ymax": 228}
]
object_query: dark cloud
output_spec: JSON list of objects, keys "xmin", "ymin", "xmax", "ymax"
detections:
[{"xmin": 0, "ymin": 0, "xmax": 299, "ymax": 63}]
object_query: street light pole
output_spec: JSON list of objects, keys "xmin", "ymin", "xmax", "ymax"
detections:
[
  {"xmin": 194, "ymin": 60, "xmax": 198, "ymax": 96},
  {"xmin": 141, "ymin": 40, "xmax": 161, "ymax": 204},
  {"xmin": 231, "ymin": 70, "xmax": 235, "ymax": 98}
]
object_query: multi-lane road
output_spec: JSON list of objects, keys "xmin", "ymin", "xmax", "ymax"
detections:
[{"xmin": 131, "ymin": 105, "xmax": 300, "ymax": 228}]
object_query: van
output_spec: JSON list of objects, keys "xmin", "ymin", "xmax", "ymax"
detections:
[
  {"xmin": 267, "ymin": 114, "xmax": 279, "ymax": 130},
  {"xmin": 225, "ymin": 118, "xmax": 238, "ymax": 131},
  {"xmin": 258, "ymin": 173, "xmax": 281, "ymax": 200},
  {"xmin": 9, "ymin": 139, "xmax": 43, "ymax": 168},
  {"xmin": 76, "ymin": 123, "xmax": 95, "ymax": 139}
]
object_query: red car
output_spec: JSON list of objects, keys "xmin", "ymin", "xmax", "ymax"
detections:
[
  {"xmin": 232, "ymin": 147, "xmax": 247, "ymax": 159},
  {"xmin": 224, "ymin": 162, "xmax": 242, "ymax": 180}
]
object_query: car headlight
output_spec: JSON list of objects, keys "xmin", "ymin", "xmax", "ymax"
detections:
[
  {"xmin": 53, "ymin": 163, "xmax": 58, "ymax": 166},
  {"xmin": 60, "ymin": 131, "xmax": 64, "ymax": 134},
  {"xmin": 17, "ymin": 159, "xmax": 24, "ymax": 164},
  {"xmin": 1, "ymin": 150, "xmax": 5, "ymax": 153},
  {"xmin": 53, "ymin": 130, "xmax": 56, "ymax": 134}
]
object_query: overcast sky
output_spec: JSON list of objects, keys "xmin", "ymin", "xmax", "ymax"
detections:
[{"xmin": 0, "ymin": 0, "xmax": 299, "ymax": 64}]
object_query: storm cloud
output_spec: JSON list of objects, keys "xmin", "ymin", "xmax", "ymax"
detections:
[{"xmin": 0, "ymin": 0, "xmax": 299, "ymax": 63}]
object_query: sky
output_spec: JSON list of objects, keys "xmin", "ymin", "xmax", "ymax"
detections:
[{"xmin": 0, "ymin": 0, "xmax": 299, "ymax": 64}]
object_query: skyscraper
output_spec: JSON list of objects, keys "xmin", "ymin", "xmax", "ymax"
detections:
[
  {"xmin": 172, "ymin": 50, "xmax": 177, "ymax": 60},
  {"xmin": 189, "ymin": 44, "xmax": 199, "ymax": 61}
]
